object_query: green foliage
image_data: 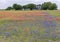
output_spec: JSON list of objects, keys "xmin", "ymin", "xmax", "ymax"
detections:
[
  {"xmin": 26, "ymin": 3, "xmax": 36, "ymax": 10},
  {"xmin": 6, "ymin": 2, "xmax": 57, "ymax": 10},
  {"xmin": 23, "ymin": 5, "xmax": 28, "ymax": 10},
  {"xmin": 13, "ymin": 4, "xmax": 23, "ymax": 10},
  {"xmin": 41, "ymin": 2, "xmax": 57, "ymax": 10},
  {"xmin": 6, "ymin": 7, "xmax": 13, "ymax": 10},
  {"xmin": 48, "ymin": 3, "xmax": 57, "ymax": 10},
  {"xmin": 41, "ymin": 2, "xmax": 51, "ymax": 10}
]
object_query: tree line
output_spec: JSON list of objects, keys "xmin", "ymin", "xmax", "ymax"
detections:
[{"xmin": 6, "ymin": 2, "xmax": 57, "ymax": 10}]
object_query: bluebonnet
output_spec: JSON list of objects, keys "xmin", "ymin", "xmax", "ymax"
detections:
[
  {"xmin": 42, "ymin": 20, "xmax": 51, "ymax": 28},
  {"xmin": 0, "ymin": 32, "xmax": 2, "ymax": 35},
  {"xmin": 5, "ymin": 32, "xmax": 11, "ymax": 38},
  {"xmin": 51, "ymin": 33, "xmax": 56, "ymax": 38},
  {"xmin": 45, "ymin": 15, "xmax": 53, "ymax": 19}
]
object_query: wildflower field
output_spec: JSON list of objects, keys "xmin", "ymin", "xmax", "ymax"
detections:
[{"xmin": 0, "ymin": 10, "xmax": 60, "ymax": 42}]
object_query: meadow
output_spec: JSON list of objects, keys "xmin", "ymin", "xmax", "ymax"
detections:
[{"xmin": 0, "ymin": 10, "xmax": 60, "ymax": 42}]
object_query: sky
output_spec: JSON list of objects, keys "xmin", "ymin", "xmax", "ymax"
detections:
[{"xmin": 0, "ymin": 0, "xmax": 60, "ymax": 9}]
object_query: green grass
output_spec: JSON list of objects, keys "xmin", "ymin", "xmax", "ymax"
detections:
[{"xmin": 42, "ymin": 10, "xmax": 60, "ymax": 17}]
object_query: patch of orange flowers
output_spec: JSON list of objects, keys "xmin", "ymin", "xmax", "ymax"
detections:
[
  {"xmin": 0, "ymin": 11, "xmax": 46, "ymax": 20},
  {"xmin": 56, "ymin": 17, "xmax": 60, "ymax": 21}
]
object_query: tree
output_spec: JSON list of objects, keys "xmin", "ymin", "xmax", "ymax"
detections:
[
  {"xmin": 26, "ymin": 3, "xmax": 36, "ymax": 10},
  {"xmin": 23, "ymin": 5, "xmax": 28, "ymax": 10},
  {"xmin": 41, "ymin": 2, "xmax": 57, "ymax": 10},
  {"xmin": 48, "ymin": 3, "xmax": 57, "ymax": 10},
  {"xmin": 13, "ymin": 4, "xmax": 23, "ymax": 10},
  {"xmin": 6, "ymin": 7, "xmax": 13, "ymax": 10},
  {"xmin": 41, "ymin": 2, "xmax": 52, "ymax": 10}
]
